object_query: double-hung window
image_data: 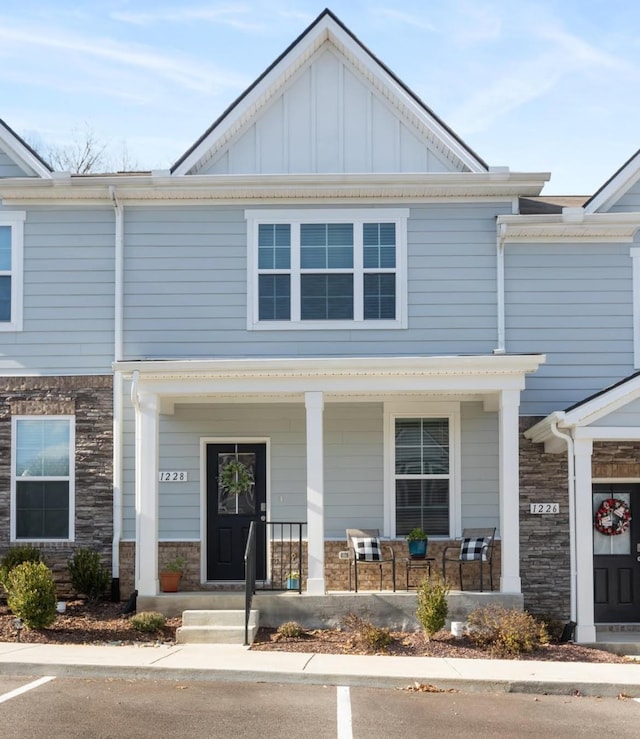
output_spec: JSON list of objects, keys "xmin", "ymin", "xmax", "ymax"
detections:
[
  {"xmin": 386, "ymin": 403, "xmax": 460, "ymax": 538},
  {"xmin": 246, "ymin": 209, "xmax": 408, "ymax": 330},
  {"xmin": 0, "ymin": 211, "xmax": 25, "ymax": 332},
  {"xmin": 11, "ymin": 416, "xmax": 75, "ymax": 541}
]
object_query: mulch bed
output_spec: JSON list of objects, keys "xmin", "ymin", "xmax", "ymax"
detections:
[
  {"xmin": 0, "ymin": 600, "xmax": 630, "ymax": 663},
  {"xmin": 251, "ymin": 626, "xmax": 630, "ymax": 663},
  {"xmin": 0, "ymin": 600, "xmax": 180, "ymax": 645}
]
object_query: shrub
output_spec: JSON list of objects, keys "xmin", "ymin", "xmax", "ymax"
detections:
[
  {"xmin": 0, "ymin": 545, "xmax": 42, "ymax": 590},
  {"xmin": 68, "ymin": 548, "xmax": 111, "ymax": 602},
  {"xmin": 466, "ymin": 605, "xmax": 549, "ymax": 657},
  {"xmin": 341, "ymin": 613, "xmax": 393, "ymax": 652},
  {"xmin": 6, "ymin": 561, "xmax": 57, "ymax": 628},
  {"xmin": 276, "ymin": 621, "xmax": 305, "ymax": 638},
  {"xmin": 129, "ymin": 611, "xmax": 166, "ymax": 633},
  {"xmin": 416, "ymin": 576, "xmax": 449, "ymax": 640}
]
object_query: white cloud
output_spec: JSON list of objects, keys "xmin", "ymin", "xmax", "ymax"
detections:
[
  {"xmin": 110, "ymin": 3, "xmax": 264, "ymax": 32},
  {"xmin": 371, "ymin": 7, "xmax": 437, "ymax": 33},
  {"xmin": 450, "ymin": 23, "xmax": 636, "ymax": 135},
  {"xmin": 0, "ymin": 22, "xmax": 249, "ymax": 96}
]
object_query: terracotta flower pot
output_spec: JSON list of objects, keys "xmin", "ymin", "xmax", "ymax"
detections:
[{"xmin": 159, "ymin": 571, "xmax": 182, "ymax": 592}]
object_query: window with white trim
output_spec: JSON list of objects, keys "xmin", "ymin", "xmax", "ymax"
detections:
[
  {"xmin": 11, "ymin": 416, "xmax": 75, "ymax": 541},
  {"xmin": 385, "ymin": 402, "xmax": 460, "ymax": 538},
  {"xmin": 0, "ymin": 211, "xmax": 25, "ymax": 332},
  {"xmin": 246, "ymin": 209, "xmax": 408, "ymax": 330},
  {"xmin": 394, "ymin": 417, "xmax": 451, "ymax": 536}
]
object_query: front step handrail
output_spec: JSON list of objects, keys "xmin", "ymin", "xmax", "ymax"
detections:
[{"xmin": 244, "ymin": 521, "xmax": 257, "ymax": 645}]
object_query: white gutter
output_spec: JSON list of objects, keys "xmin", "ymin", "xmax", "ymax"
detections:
[
  {"xmin": 547, "ymin": 422, "xmax": 577, "ymax": 625},
  {"xmin": 109, "ymin": 186, "xmax": 124, "ymax": 592},
  {"xmin": 494, "ymin": 223, "xmax": 507, "ymax": 354}
]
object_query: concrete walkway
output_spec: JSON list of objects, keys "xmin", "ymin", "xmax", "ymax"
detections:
[{"xmin": 0, "ymin": 640, "xmax": 639, "ymax": 697}]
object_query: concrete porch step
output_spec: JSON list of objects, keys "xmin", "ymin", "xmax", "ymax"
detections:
[
  {"xmin": 176, "ymin": 609, "xmax": 259, "ymax": 645},
  {"xmin": 588, "ymin": 626, "xmax": 640, "ymax": 656}
]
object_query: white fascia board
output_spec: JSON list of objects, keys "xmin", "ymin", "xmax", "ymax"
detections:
[
  {"xmin": 497, "ymin": 212, "xmax": 640, "ymax": 243},
  {"xmin": 172, "ymin": 20, "xmax": 330, "ymax": 176},
  {"xmin": 585, "ymin": 152, "xmax": 640, "ymax": 214},
  {"xmin": 561, "ymin": 375, "xmax": 640, "ymax": 428},
  {"xmin": 114, "ymin": 354, "xmax": 545, "ymax": 398},
  {"xmin": 574, "ymin": 426, "xmax": 640, "ymax": 440},
  {"xmin": 0, "ymin": 123, "xmax": 52, "ymax": 179},
  {"xmin": 1, "ymin": 171, "xmax": 551, "ymax": 205}
]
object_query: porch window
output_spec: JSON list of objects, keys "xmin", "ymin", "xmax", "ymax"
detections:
[
  {"xmin": 0, "ymin": 211, "xmax": 25, "ymax": 332},
  {"xmin": 11, "ymin": 416, "xmax": 75, "ymax": 540},
  {"xmin": 246, "ymin": 208, "xmax": 408, "ymax": 330},
  {"xmin": 394, "ymin": 417, "xmax": 450, "ymax": 536}
]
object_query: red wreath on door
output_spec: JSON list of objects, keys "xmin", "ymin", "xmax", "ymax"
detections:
[{"xmin": 594, "ymin": 497, "xmax": 632, "ymax": 536}]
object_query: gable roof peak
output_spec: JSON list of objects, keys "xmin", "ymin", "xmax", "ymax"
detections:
[
  {"xmin": 0, "ymin": 118, "xmax": 53, "ymax": 178},
  {"xmin": 171, "ymin": 9, "xmax": 487, "ymax": 176}
]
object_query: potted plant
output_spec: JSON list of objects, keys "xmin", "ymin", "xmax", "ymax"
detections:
[
  {"xmin": 285, "ymin": 570, "xmax": 300, "ymax": 590},
  {"xmin": 406, "ymin": 528, "xmax": 428, "ymax": 559},
  {"xmin": 159, "ymin": 555, "xmax": 185, "ymax": 592}
]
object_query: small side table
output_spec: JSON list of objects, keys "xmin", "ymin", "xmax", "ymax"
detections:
[{"xmin": 404, "ymin": 557, "xmax": 435, "ymax": 590}]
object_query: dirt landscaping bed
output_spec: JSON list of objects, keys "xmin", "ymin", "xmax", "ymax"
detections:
[{"xmin": 0, "ymin": 600, "xmax": 629, "ymax": 663}]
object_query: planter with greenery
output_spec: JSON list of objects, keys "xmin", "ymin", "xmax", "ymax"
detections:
[
  {"xmin": 406, "ymin": 527, "xmax": 429, "ymax": 559},
  {"xmin": 159, "ymin": 556, "xmax": 185, "ymax": 593}
]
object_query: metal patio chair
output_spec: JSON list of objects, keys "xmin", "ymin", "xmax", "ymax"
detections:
[
  {"xmin": 442, "ymin": 527, "xmax": 496, "ymax": 591},
  {"xmin": 346, "ymin": 528, "xmax": 396, "ymax": 592}
]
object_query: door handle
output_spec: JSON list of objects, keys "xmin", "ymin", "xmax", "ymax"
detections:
[{"xmin": 260, "ymin": 515, "xmax": 266, "ymax": 522}]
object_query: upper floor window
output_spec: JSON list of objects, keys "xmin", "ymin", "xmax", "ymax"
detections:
[
  {"xmin": 11, "ymin": 416, "xmax": 75, "ymax": 541},
  {"xmin": 0, "ymin": 211, "xmax": 26, "ymax": 332},
  {"xmin": 246, "ymin": 209, "xmax": 408, "ymax": 330}
]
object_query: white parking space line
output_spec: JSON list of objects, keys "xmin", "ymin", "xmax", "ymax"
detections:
[
  {"xmin": 0, "ymin": 676, "xmax": 56, "ymax": 704},
  {"xmin": 336, "ymin": 685, "xmax": 353, "ymax": 739}
]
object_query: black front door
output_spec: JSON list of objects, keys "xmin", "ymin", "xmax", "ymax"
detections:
[
  {"xmin": 593, "ymin": 483, "xmax": 640, "ymax": 622},
  {"xmin": 206, "ymin": 443, "xmax": 266, "ymax": 581}
]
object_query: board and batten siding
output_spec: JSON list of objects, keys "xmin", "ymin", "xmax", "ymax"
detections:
[
  {"xmin": 590, "ymin": 397, "xmax": 640, "ymax": 426},
  {"xmin": 0, "ymin": 151, "xmax": 31, "ymax": 178},
  {"xmin": 607, "ymin": 180, "xmax": 640, "ymax": 212},
  {"xmin": 506, "ymin": 241, "xmax": 635, "ymax": 416},
  {"xmin": 0, "ymin": 206, "xmax": 115, "ymax": 374},
  {"xmin": 197, "ymin": 47, "xmax": 457, "ymax": 177},
  {"xmin": 122, "ymin": 202, "xmax": 507, "ymax": 360},
  {"xmin": 121, "ymin": 398, "xmax": 499, "ymax": 541}
]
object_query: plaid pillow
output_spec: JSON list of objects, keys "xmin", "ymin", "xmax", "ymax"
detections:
[
  {"xmin": 351, "ymin": 536, "xmax": 382, "ymax": 561},
  {"xmin": 460, "ymin": 537, "xmax": 489, "ymax": 561}
]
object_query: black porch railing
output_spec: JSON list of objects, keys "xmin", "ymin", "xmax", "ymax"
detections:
[{"xmin": 244, "ymin": 520, "xmax": 306, "ymax": 645}]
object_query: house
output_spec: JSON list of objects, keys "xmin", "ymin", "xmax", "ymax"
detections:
[{"xmin": 0, "ymin": 9, "xmax": 638, "ymax": 643}]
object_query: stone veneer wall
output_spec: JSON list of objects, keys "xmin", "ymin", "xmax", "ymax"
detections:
[
  {"xmin": 0, "ymin": 376, "xmax": 113, "ymax": 597},
  {"xmin": 519, "ymin": 416, "xmax": 571, "ymax": 620},
  {"xmin": 121, "ymin": 538, "xmax": 502, "ymax": 594}
]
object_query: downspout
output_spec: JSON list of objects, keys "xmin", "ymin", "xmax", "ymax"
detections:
[
  {"xmin": 110, "ymin": 185, "xmax": 124, "ymax": 600},
  {"xmin": 494, "ymin": 223, "xmax": 507, "ymax": 354},
  {"xmin": 547, "ymin": 422, "xmax": 577, "ymax": 626}
]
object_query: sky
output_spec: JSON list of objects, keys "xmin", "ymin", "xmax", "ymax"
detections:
[{"xmin": 1, "ymin": 0, "xmax": 639, "ymax": 194}]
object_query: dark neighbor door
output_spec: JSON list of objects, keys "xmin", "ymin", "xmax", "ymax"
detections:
[
  {"xmin": 206, "ymin": 443, "xmax": 266, "ymax": 581},
  {"xmin": 593, "ymin": 483, "xmax": 640, "ymax": 622}
]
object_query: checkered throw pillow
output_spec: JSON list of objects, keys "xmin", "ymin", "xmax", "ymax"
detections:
[
  {"xmin": 460, "ymin": 537, "xmax": 489, "ymax": 561},
  {"xmin": 351, "ymin": 536, "xmax": 382, "ymax": 561}
]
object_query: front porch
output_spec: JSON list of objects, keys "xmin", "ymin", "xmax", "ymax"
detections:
[{"xmin": 137, "ymin": 590, "xmax": 524, "ymax": 631}]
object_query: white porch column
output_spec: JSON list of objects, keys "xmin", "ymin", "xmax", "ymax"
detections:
[
  {"xmin": 499, "ymin": 389, "xmax": 521, "ymax": 593},
  {"xmin": 134, "ymin": 391, "xmax": 160, "ymax": 596},
  {"xmin": 574, "ymin": 438, "xmax": 596, "ymax": 643},
  {"xmin": 305, "ymin": 391, "xmax": 325, "ymax": 595}
]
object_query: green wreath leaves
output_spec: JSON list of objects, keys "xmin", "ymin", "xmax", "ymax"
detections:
[{"xmin": 219, "ymin": 459, "xmax": 254, "ymax": 496}]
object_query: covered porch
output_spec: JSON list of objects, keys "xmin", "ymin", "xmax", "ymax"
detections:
[{"xmin": 114, "ymin": 354, "xmax": 544, "ymax": 602}]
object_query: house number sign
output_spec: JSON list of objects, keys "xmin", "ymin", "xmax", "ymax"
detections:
[
  {"xmin": 529, "ymin": 503, "xmax": 559, "ymax": 514},
  {"xmin": 159, "ymin": 471, "xmax": 188, "ymax": 482}
]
